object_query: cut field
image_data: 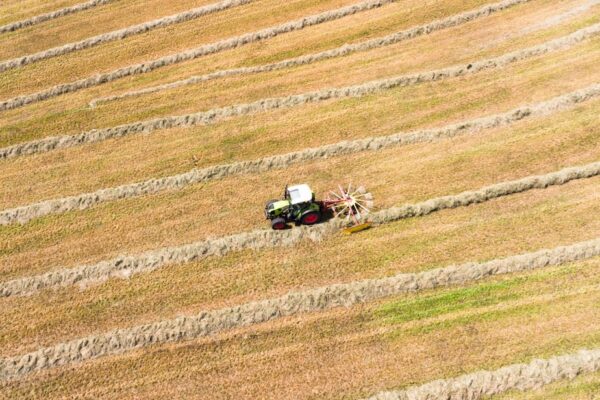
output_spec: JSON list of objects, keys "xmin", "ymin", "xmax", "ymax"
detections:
[{"xmin": 0, "ymin": 0, "xmax": 599, "ymax": 398}]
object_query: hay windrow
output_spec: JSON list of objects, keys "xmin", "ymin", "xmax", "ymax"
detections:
[
  {"xmin": 2, "ymin": 161, "xmax": 599, "ymax": 298},
  {"xmin": 0, "ymin": 0, "xmax": 394, "ymax": 105},
  {"xmin": 369, "ymin": 161, "xmax": 600, "ymax": 225},
  {"xmin": 1, "ymin": 237, "xmax": 599, "ymax": 380},
  {"xmin": 0, "ymin": 0, "xmax": 111, "ymax": 34},
  {"xmin": 0, "ymin": 222, "xmax": 342, "ymax": 298},
  {"xmin": 0, "ymin": 0, "xmax": 254, "ymax": 72},
  {"xmin": 1, "ymin": 84, "xmax": 599, "ymax": 226},
  {"xmin": 90, "ymin": 0, "xmax": 530, "ymax": 106},
  {"xmin": 365, "ymin": 349, "xmax": 600, "ymax": 400},
  {"xmin": 1, "ymin": 21, "xmax": 599, "ymax": 152}
]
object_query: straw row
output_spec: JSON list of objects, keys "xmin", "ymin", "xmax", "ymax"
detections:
[
  {"xmin": 0, "ymin": 0, "xmax": 111, "ymax": 34},
  {"xmin": 2, "ymin": 236, "xmax": 599, "ymax": 380},
  {"xmin": 2, "ymin": 83, "xmax": 599, "ymax": 226},
  {"xmin": 89, "ymin": 0, "xmax": 530, "ymax": 106},
  {"xmin": 2, "ymin": 161, "xmax": 598, "ymax": 298},
  {"xmin": 2, "ymin": 22, "xmax": 598, "ymax": 158},
  {"xmin": 0, "ymin": 0, "xmax": 255, "ymax": 72}
]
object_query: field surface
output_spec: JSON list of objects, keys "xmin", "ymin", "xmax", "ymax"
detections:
[{"xmin": 1, "ymin": 0, "xmax": 599, "ymax": 398}]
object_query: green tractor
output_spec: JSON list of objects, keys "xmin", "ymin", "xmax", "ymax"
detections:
[
  {"xmin": 264, "ymin": 183, "xmax": 374, "ymax": 232},
  {"xmin": 264, "ymin": 184, "xmax": 322, "ymax": 230}
]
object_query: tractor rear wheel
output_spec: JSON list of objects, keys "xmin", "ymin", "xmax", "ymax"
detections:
[
  {"xmin": 271, "ymin": 217, "xmax": 287, "ymax": 230},
  {"xmin": 301, "ymin": 210, "xmax": 320, "ymax": 225}
]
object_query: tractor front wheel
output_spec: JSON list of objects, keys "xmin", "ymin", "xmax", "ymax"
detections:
[
  {"xmin": 301, "ymin": 211, "xmax": 320, "ymax": 225},
  {"xmin": 271, "ymin": 217, "xmax": 287, "ymax": 230}
]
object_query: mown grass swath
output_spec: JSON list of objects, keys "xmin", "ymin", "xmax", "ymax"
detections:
[
  {"xmin": 89, "ymin": 0, "xmax": 531, "ymax": 107},
  {"xmin": 0, "ymin": 0, "xmax": 112, "ymax": 34},
  {"xmin": 0, "ymin": 0, "xmax": 255, "ymax": 72},
  {"xmin": 1, "ymin": 83, "xmax": 599, "ymax": 226},
  {"xmin": 2, "ymin": 23, "xmax": 599, "ymax": 158},
  {"xmin": 364, "ymin": 348, "xmax": 600, "ymax": 399},
  {"xmin": 1, "ymin": 237, "xmax": 598, "ymax": 380},
  {"xmin": 0, "ymin": 0, "xmax": 399, "ymax": 110},
  {"xmin": 2, "ymin": 161, "xmax": 598, "ymax": 297}
]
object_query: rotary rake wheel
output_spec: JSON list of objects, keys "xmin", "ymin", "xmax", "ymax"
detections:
[{"xmin": 323, "ymin": 184, "xmax": 374, "ymax": 234}]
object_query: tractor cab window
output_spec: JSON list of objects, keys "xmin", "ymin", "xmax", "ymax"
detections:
[{"xmin": 287, "ymin": 184, "xmax": 313, "ymax": 205}]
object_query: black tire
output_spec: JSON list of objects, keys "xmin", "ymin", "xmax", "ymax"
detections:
[
  {"xmin": 271, "ymin": 217, "xmax": 287, "ymax": 230},
  {"xmin": 300, "ymin": 210, "xmax": 321, "ymax": 225}
]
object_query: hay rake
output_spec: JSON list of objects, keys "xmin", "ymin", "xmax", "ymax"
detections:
[{"xmin": 323, "ymin": 184, "xmax": 374, "ymax": 234}]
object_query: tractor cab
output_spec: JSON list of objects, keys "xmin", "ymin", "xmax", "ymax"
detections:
[{"xmin": 285, "ymin": 184, "xmax": 315, "ymax": 205}]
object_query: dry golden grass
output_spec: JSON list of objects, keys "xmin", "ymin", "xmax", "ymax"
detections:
[
  {"xmin": 0, "ymin": 4, "xmax": 598, "ymax": 207},
  {"xmin": 0, "ymin": 0, "xmax": 221, "ymax": 59},
  {"xmin": 0, "ymin": 0, "xmax": 479, "ymax": 124},
  {"xmin": 1, "ymin": 0, "xmax": 595, "ymax": 141},
  {"xmin": 2, "ymin": 31, "xmax": 600, "ymax": 208},
  {"xmin": 0, "ymin": 0, "xmax": 84, "ymax": 26},
  {"xmin": 0, "ymin": 173, "xmax": 598, "ymax": 356},
  {"xmin": 1, "ymin": 93, "xmax": 599, "ymax": 280},
  {"xmin": 1, "ymin": 0, "xmax": 599, "ymax": 397},
  {"xmin": 0, "ymin": 0, "xmax": 360, "ymax": 97},
  {"xmin": 2, "ymin": 38, "xmax": 600, "ymax": 278},
  {"xmin": 2, "ymin": 257, "xmax": 600, "ymax": 399},
  {"xmin": 491, "ymin": 369, "xmax": 600, "ymax": 399}
]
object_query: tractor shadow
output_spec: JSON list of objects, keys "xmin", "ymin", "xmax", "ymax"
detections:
[{"xmin": 316, "ymin": 205, "xmax": 335, "ymax": 224}]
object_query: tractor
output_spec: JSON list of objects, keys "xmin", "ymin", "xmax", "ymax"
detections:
[
  {"xmin": 264, "ymin": 183, "xmax": 373, "ymax": 233},
  {"xmin": 264, "ymin": 184, "xmax": 322, "ymax": 230}
]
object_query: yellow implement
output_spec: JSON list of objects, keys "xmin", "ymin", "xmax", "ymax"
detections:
[{"xmin": 342, "ymin": 221, "xmax": 372, "ymax": 235}]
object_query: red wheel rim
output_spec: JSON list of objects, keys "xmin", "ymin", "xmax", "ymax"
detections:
[
  {"xmin": 273, "ymin": 222, "xmax": 286, "ymax": 230},
  {"xmin": 303, "ymin": 213, "xmax": 319, "ymax": 224}
]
